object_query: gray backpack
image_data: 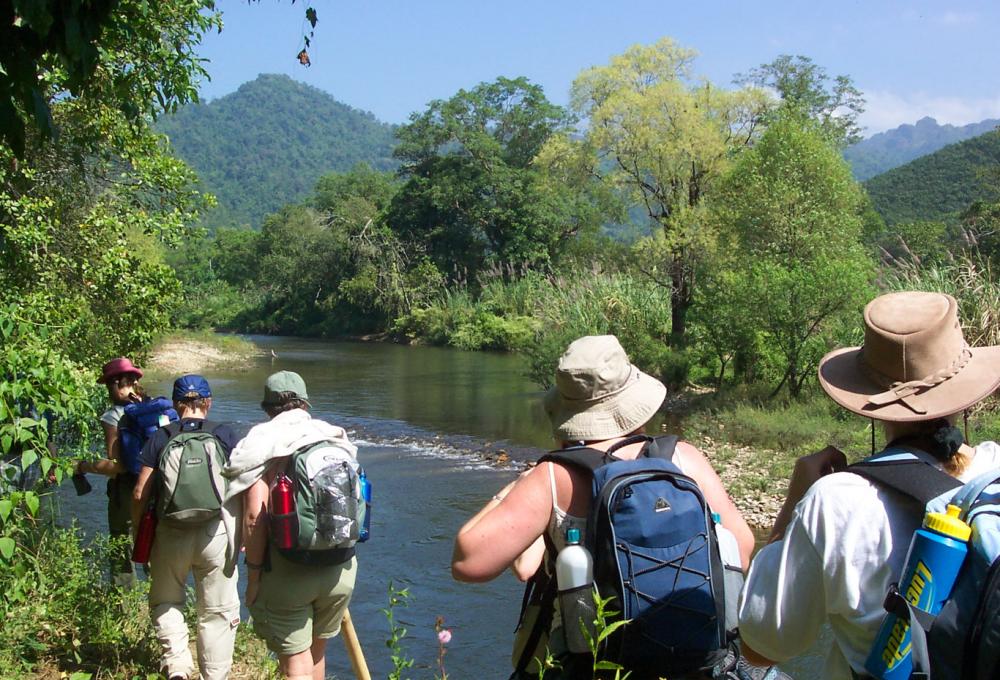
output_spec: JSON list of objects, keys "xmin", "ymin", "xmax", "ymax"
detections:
[
  {"xmin": 275, "ymin": 439, "xmax": 364, "ymax": 565},
  {"xmin": 157, "ymin": 421, "xmax": 227, "ymax": 523}
]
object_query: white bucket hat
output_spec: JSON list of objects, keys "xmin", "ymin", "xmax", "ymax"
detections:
[{"xmin": 543, "ymin": 335, "xmax": 667, "ymax": 441}]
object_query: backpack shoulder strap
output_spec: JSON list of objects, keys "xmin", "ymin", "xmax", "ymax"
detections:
[
  {"xmin": 539, "ymin": 447, "xmax": 608, "ymax": 475},
  {"xmin": 849, "ymin": 448, "xmax": 961, "ymax": 507},
  {"xmin": 162, "ymin": 420, "xmax": 185, "ymax": 439},
  {"xmin": 646, "ymin": 434, "xmax": 679, "ymax": 462},
  {"xmin": 512, "ymin": 533, "xmax": 559, "ymax": 673}
]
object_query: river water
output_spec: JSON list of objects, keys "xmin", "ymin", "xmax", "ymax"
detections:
[{"xmin": 54, "ymin": 336, "xmax": 825, "ymax": 679}]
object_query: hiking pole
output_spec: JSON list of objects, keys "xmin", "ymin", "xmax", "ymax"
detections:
[{"xmin": 341, "ymin": 609, "xmax": 371, "ymax": 680}]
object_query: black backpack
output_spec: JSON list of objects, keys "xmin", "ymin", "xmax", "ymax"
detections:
[{"xmin": 512, "ymin": 435, "xmax": 743, "ymax": 679}]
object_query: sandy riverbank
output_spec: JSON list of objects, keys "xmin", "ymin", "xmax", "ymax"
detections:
[{"xmin": 146, "ymin": 333, "xmax": 261, "ymax": 375}]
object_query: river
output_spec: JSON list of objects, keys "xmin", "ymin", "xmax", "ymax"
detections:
[{"xmin": 55, "ymin": 336, "xmax": 825, "ymax": 679}]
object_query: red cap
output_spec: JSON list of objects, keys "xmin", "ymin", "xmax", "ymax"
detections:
[{"xmin": 97, "ymin": 357, "xmax": 144, "ymax": 384}]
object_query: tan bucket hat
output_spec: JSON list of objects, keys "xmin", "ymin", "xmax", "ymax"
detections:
[
  {"xmin": 818, "ymin": 291, "xmax": 1000, "ymax": 422},
  {"xmin": 544, "ymin": 335, "xmax": 667, "ymax": 440}
]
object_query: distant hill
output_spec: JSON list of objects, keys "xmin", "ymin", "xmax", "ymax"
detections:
[
  {"xmin": 157, "ymin": 74, "xmax": 398, "ymax": 228},
  {"xmin": 864, "ymin": 130, "xmax": 1000, "ymax": 225},
  {"xmin": 845, "ymin": 117, "xmax": 999, "ymax": 181}
]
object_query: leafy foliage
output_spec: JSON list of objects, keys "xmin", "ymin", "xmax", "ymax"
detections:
[
  {"xmin": 702, "ymin": 111, "xmax": 874, "ymax": 396},
  {"xmin": 1, "ymin": 1, "xmax": 220, "ymax": 156},
  {"xmin": 156, "ymin": 74, "xmax": 398, "ymax": 229},
  {"xmin": 389, "ymin": 76, "xmax": 588, "ymax": 280},
  {"xmin": 549, "ymin": 38, "xmax": 773, "ymax": 345},
  {"xmin": 736, "ymin": 54, "xmax": 866, "ymax": 147}
]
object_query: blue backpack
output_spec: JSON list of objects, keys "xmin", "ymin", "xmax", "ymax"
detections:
[
  {"xmin": 851, "ymin": 449, "xmax": 1000, "ymax": 680},
  {"xmin": 520, "ymin": 435, "xmax": 739, "ymax": 678},
  {"xmin": 119, "ymin": 398, "xmax": 179, "ymax": 476}
]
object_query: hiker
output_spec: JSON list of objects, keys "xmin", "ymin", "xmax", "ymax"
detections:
[
  {"xmin": 131, "ymin": 375, "xmax": 241, "ymax": 680},
  {"xmin": 76, "ymin": 357, "xmax": 146, "ymax": 585},
  {"xmin": 225, "ymin": 371, "xmax": 361, "ymax": 680},
  {"xmin": 452, "ymin": 335, "xmax": 755, "ymax": 679},
  {"xmin": 739, "ymin": 291, "xmax": 1000, "ymax": 678}
]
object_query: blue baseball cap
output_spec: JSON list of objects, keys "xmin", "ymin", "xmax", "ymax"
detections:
[{"xmin": 172, "ymin": 374, "xmax": 212, "ymax": 400}]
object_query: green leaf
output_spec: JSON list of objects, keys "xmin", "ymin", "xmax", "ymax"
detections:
[
  {"xmin": 21, "ymin": 449, "xmax": 38, "ymax": 470},
  {"xmin": 24, "ymin": 492, "xmax": 39, "ymax": 516},
  {"xmin": 0, "ymin": 536, "xmax": 15, "ymax": 560},
  {"xmin": 597, "ymin": 619, "xmax": 630, "ymax": 642},
  {"xmin": 594, "ymin": 660, "xmax": 625, "ymax": 670},
  {"xmin": 0, "ymin": 499, "xmax": 11, "ymax": 522},
  {"xmin": 69, "ymin": 673, "xmax": 92, "ymax": 680}
]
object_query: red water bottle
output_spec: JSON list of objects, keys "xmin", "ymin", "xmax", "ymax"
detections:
[
  {"xmin": 132, "ymin": 504, "xmax": 158, "ymax": 564},
  {"xmin": 270, "ymin": 473, "xmax": 298, "ymax": 550}
]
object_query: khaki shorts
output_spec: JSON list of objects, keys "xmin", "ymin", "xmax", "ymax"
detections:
[{"xmin": 249, "ymin": 549, "xmax": 357, "ymax": 656}]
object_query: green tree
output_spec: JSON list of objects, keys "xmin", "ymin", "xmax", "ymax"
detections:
[
  {"xmin": 736, "ymin": 54, "xmax": 866, "ymax": 147},
  {"xmin": 1, "ymin": 1, "xmax": 217, "ymax": 363},
  {"xmin": 389, "ymin": 77, "xmax": 581, "ymax": 280},
  {"xmin": 547, "ymin": 38, "xmax": 772, "ymax": 346},
  {"xmin": 706, "ymin": 111, "xmax": 874, "ymax": 396}
]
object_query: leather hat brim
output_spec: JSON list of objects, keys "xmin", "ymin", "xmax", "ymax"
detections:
[{"xmin": 818, "ymin": 345, "xmax": 1000, "ymax": 422}]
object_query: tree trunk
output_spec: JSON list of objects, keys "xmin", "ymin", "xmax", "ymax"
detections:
[{"xmin": 669, "ymin": 258, "xmax": 690, "ymax": 348}]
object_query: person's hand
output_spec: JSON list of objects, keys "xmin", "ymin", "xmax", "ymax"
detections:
[
  {"xmin": 792, "ymin": 446, "xmax": 848, "ymax": 486},
  {"xmin": 768, "ymin": 446, "xmax": 847, "ymax": 544},
  {"xmin": 786, "ymin": 446, "xmax": 847, "ymax": 509},
  {"xmin": 75, "ymin": 460, "xmax": 89, "ymax": 475}
]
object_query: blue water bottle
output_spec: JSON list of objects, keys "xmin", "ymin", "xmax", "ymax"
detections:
[
  {"xmin": 358, "ymin": 469, "xmax": 372, "ymax": 542},
  {"xmin": 863, "ymin": 504, "xmax": 971, "ymax": 679}
]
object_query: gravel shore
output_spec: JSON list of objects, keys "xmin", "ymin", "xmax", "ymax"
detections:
[{"xmin": 147, "ymin": 335, "xmax": 260, "ymax": 376}]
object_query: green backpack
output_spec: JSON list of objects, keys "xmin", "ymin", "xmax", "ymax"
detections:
[
  {"xmin": 157, "ymin": 421, "xmax": 227, "ymax": 523},
  {"xmin": 274, "ymin": 439, "xmax": 364, "ymax": 565}
]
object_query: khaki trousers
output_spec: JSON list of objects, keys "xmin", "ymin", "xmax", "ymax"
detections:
[{"xmin": 149, "ymin": 518, "xmax": 239, "ymax": 680}]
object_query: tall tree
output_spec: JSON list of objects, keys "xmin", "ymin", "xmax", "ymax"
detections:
[
  {"xmin": 546, "ymin": 38, "xmax": 771, "ymax": 346},
  {"xmin": 736, "ymin": 54, "xmax": 865, "ymax": 147},
  {"xmin": 389, "ymin": 77, "xmax": 583, "ymax": 280},
  {"xmin": 705, "ymin": 110, "xmax": 874, "ymax": 396}
]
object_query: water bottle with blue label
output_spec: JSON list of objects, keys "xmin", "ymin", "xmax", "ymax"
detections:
[
  {"xmin": 864, "ymin": 504, "xmax": 971, "ymax": 679},
  {"xmin": 358, "ymin": 468, "xmax": 372, "ymax": 542}
]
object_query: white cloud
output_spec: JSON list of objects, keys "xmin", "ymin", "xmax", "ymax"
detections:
[
  {"xmin": 939, "ymin": 11, "xmax": 978, "ymax": 25},
  {"xmin": 860, "ymin": 90, "xmax": 1000, "ymax": 134}
]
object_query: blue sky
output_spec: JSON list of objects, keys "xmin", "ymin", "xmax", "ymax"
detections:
[{"xmin": 196, "ymin": 1, "xmax": 1000, "ymax": 136}]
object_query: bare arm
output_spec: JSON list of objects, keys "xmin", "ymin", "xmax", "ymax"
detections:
[
  {"xmin": 512, "ymin": 535, "xmax": 546, "ymax": 582},
  {"xmin": 675, "ymin": 441, "xmax": 755, "ymax": 570},
  {"xmin": 452, "ymin": 463, "xmax": 553, "ymax": 583},
  {"xmin": 768, "ymin": 446, "xmax": 846, "ymax": 543},
  {"xmin": 244, "ymin": 477, "xmax": 269, "ymax": 604},
  {"xmin": 77, "ymin": 421, "xmax": 125, "ymax": 477},
  {"xmin": 131, "ymin": 466, "xmax": 155, "ymax": 536}
]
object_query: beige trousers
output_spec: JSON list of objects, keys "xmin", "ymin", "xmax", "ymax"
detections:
[{"xmin": 149, "ymin": 518, "xmax": 239, "ymax": 680}]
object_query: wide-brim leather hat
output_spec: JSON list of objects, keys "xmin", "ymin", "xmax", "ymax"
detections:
[
  {"xmin": 818, "ymin": 291, "xmax": 1000, "ymax": 422},
  {"xmin": 544, "ymin": 335, "xmax": 666, "ymax": 441}
]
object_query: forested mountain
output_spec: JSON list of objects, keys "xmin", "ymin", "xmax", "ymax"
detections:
[
  {"xmin": 157, "ymin": 74, "xmax": 398, "ymax": 228},
  {"xmin": 845, "ymin": 116, "xmax": 999, "ymax": 181},
  {"xmin": 864, "ymin": 130, "xmax": 1000, "ymax": 225}
]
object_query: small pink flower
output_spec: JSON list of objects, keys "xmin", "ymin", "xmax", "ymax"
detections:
[{"xmin": 437, "ymin": 628, "xmax": 452, "ymax": 645}]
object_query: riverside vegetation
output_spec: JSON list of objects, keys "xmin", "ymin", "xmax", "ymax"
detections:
[{"xmin": 3, "ymin": 4, "xmax": 1000, "ymax": 676}]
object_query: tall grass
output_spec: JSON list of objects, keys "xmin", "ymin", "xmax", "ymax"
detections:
[
  {"xmin": 883, "ymin": 253, "xmax": 1000, "ymax": 347},
  {"xmin": 393, "ymin": 269, "xmax": 679, "ymax": 385}
]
